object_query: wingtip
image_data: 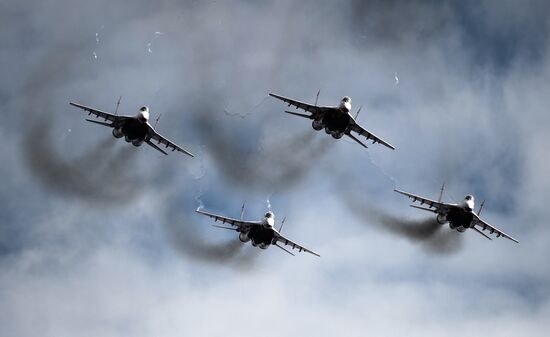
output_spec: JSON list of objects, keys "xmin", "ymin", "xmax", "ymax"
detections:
[
  {"xmin": 384, "ymin": 142, "xmax": 396, "ymax": 150},
  {"xmin": 393, "ymin": 188, "xmax": 408, "ymax": 196}
]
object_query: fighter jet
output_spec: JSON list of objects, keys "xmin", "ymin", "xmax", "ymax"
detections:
[
  {"xmin": 69, "ymin": 102, "xmax": 194, "ymax": 157},
  {"xmin": 269, "ymin": 93, "xmax": 395, "ymax": 150},
  {"xmin": 196, "ymin": 205, "xmax": 320, "ymax": 256},
  {"xmin": 394, "ymin": 185, "xmax": 519, "ymax": 243}
]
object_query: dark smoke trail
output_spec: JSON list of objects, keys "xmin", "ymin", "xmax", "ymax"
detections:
[
  {"xmin": 343, "ymin": 190, "xmax": 463, "ymax": 254},
  {"xmin": 22, "ymin": 118, "xmax": 143, "ymax": 206},
  {"xmin": 15, "ymin": 39, "xmax": 148, "ymax": 207},
  {"xmin": 162, "ymin": 197, "xmax": 258, "ymax": 270},
  {"xmin": 193, "ymin": 105, "xmax": 332, "ymax": 192},
  {"xmin": 158, "ymin": 146, "xmax": 259, "ymax": 270}
]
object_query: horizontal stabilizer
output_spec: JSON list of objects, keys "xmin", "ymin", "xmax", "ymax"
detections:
[
  {"xmin": 212, "ymin": 224, "xmax": 237, "ymax": 231},
  {"xmin": 410, "ymin": 205, "xmax": 437, "ymax": 213},
  {"xmin": 85, "ymin": 119, "xmax": 113, "ymax": 127},
  {"xmin": 346, "ymin": 133, "xmax": 368, "ymax": 148},
  {"xmin": 274, "ymin": 243, "xmax": 295, "ymax": 256},
  {"xmin": 179, "ymin": 147, "xmax": 195, "ymax": 158},
  {"xmin": 284, "ymin": 110, "xmax": 313, "ymax": 119},
  {"xmin": 473, "ymin": 227, "xmax": 492, "ymax": 240},
  {"xmin": 145, "ymin": 140, "xmax": 168, "ymax": 155}
]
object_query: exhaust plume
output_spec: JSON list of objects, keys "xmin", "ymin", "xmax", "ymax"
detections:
[
  {"xmin": 22, "ymin": 118, "xmax": 143, "ymax": 206},
  {"xmin": 343, "ymin": 188, "xmax": 463, "ymax": 254},
  {"xmin": 163, "ymin": 195, "xmax": 258, "ymax": 271}
]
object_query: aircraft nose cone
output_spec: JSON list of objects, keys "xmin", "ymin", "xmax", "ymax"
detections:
[
  {"xmin": 343, "ymin": 102, "xmax": 351, "ymax": 112},
  {"xmin": 138, "ymin": 110, "xmax": 149, "ymax": 123}
]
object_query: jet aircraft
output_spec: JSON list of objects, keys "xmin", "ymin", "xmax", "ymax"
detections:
[
  {"xmin": 69, "ymin": 102, "xmax": 194, "ymax": 157},
  {"xmin": 394, "ymin": 185, "xmax": 519, "ymax": 243},
  {"xmin": 196, "ymin": 205, "xmax": 320, "ymax": 256},
  {"xmin": 269, "ymin": 93, "xmax": 395, "ymax": 150}
]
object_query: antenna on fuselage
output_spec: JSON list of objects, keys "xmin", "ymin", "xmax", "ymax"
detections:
[
  {"xmin": 240, "ymin": 201, "xmax": 246, "ymax": 220},
  {"xmin": 438, "ymin": 182, "xmax": 445, "ymax": 203},
  {"xmin": 114, "ymin": 96, "xmax": 122, "ymax": 115},
  {"xmin": 355, "ymin": 105, "xmax": 362, "ymax": 119},
  {"xmin": 154, "ymin": 112, "xmax": 162, "ymax": 128},
  {"xmin": 279, "ymin": 216, "xmax": 286, "ymax": 232},
  {"xmin": 315, "ymin": 89, "xmax": 320, "ymax": 106},
  {"xmin": 478, "ymin": 199, "xmax": 485, "ymax": 215}
]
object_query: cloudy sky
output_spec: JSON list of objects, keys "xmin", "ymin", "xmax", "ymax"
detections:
[{"xmin": 1, "ymin": 0, "xmax": 550, "ymax": 336}]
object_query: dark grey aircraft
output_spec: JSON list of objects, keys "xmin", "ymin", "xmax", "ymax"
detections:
[
  {"xmin": 69, "ymin": 102, "xmax": 194, "ymax": 157},
  {"xmin": 394, "ymin": 185, "xmax": 519, "ymax": 243},
  {"xmin": 196, "ymin": 205, "xmax": 320, "ymax": 257},
  {"xmin": 269, "ymin": 93, "xmax": 395, "ymax": 150}
]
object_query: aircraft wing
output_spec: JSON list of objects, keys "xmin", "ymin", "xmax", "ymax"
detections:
[
  {"xmin": 273, "ymin": 232, "xmax": 320, "ymax": 257},
  {"xmin": 269, "ymin": 93, "xmax": 324, "ymax": 116},
  {"xmin": 195, "ymin": 209, "xmax": 260, "ymax": 231},
  {"xmin": 69, "ymin": 102, "xmax": 124, "ymax": 124},
  {"xmin": 471, "ymin": 213, "xmax": 519, "ymax": 243},
  {"xmin": 146, "ymin": 125, "xmax": 194, "ymax": 157},
  {"xmin": 394, "ymin": 189, "xmax": 452, "ymax": 214},
  {"xmin": 349, "ymin": 121, "xmax": 395, "ymax": 150}
]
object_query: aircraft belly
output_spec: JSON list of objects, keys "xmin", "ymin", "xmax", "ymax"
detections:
[
  {"xmin": 447, "ymin": 208, "xmax": 474, "ymax": 229},
  {"xmin": 122, "ymin": 120, "xmax": 148, "ymax": 140},
  {"xmin": 248, "ymin": 226, "xmax": 275, "ymax": 246},
  {"xmin": 323, "ymin": 111, "xmax": 350, "ymax": 132}
]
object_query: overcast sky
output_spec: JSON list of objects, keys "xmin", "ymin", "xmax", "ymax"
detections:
[{"xmin": 1, "ymin": 0, "xmax": 550, "ymax": 336}]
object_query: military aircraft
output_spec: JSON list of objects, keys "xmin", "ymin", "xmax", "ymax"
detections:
[
  {"xmin": 196, "ymin": 205, "xmax": 320, "ymax": 256},
  {"xmin": 269, "ymin": 93, "xmax": 395, "ymax": 150},
  {"xmin": 69, "ymin": 102, "xmax": 194, "ymax": 157},
  {"xmin": 394, "ymin": 185, "xmax": 519, "ymax": 243}
]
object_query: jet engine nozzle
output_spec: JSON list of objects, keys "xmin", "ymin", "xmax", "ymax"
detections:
[
  {"xmin": 112, "ymin": 128, "xmax": 124, "ymax": 138},
  {"xmin": 239, "ymin": 233, "xmax": 250, "ymax": 243},
  {"xmin": 436, "ymin": 214, "xmax": 447, "ymax": 224}
]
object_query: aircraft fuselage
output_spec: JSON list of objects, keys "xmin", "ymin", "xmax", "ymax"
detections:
[
  {"xmin": 111, "ymin": 107, "xmax": 151, "ymax": 146},
  {"xmin": 312, "ymin": 97, "xmax": 353, "ymax": 139},
  {"xmin": 238, "ymin": 211, "xmax": 277, "ymax": 249},
  {"xmin": 115, "ymin": 118, "xmax": 148, "ymax": 141},
  {"xmin": 322, "ymin": 109, "xmax": 351, "ymax": 132},
  {"xmin": 247, "ymin": 225, "xmax": 276, "ymax": 247},
  {"xmin": 438, "ymin": 196, "xmax": 476, "ymax": 232},
  {"xmin": 445, "ymin": 208, "xmax": 475, "ymax": 232}
]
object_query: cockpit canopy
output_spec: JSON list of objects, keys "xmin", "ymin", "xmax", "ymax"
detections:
[
  {"xmin": 139, "ymin": 106, "xmax": 148, "ymax": 112},
  {"xmin": 464, "ymin": 195, "xmax": 474, "ymax": 201},
  {"xmin": 341, "ymin": 96, "xmax": 351, "ymax": 103},
  {"xmin": 264, "ymin": 211, "xmax": 274, "ymax": 219}
]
